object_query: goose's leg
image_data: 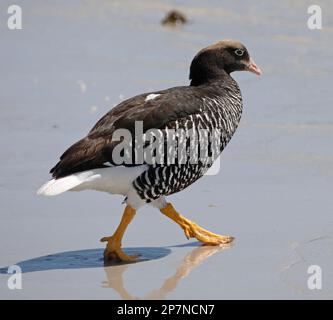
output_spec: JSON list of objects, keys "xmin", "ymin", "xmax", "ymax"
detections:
[
  {"xmin": 101, "ymin": 205, "xmax": 138, "ymax": 262},
  {"xmin": 160, "ymin": 203, "xmax": 234, "ymax": 245}
]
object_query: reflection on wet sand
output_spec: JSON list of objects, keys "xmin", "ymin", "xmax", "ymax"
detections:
[
  {"xmin": 102, "ymin": 244, "xmax": 231, "ymax": 299},
  {"xmin": 0, "ymin": 243, "xmax": 231, "ymax": 299}
]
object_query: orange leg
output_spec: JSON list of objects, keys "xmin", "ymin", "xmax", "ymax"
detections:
[
  {"xmin": 160, "ymin": 203, "xmax": 234, "ymax": 245},
  {"xmin": 101, "ymin": 205, "xmax": 138, "ymax": 262}
]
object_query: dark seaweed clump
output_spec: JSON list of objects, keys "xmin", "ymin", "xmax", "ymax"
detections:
[{"xmin": 161, "ymin": 10, "xmax": 187, "ymax": 26}]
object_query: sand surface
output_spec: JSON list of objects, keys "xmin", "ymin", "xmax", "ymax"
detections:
[{"xmin": 0, "ymin": 0, "xmax": 332, "ymax": 299}]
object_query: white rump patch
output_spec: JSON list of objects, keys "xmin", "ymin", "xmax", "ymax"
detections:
[{"xmin": 145, "ymin": 93, "xmax": 161, "ymax": 102}]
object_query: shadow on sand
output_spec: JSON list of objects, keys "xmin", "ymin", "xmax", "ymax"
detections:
[{"xmin": 0, "ymin": 247, "xmax": 171, "ymax": 273}]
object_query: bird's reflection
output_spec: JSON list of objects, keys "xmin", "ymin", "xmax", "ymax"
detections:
[{"xmin": 102, "ymin": 244, "xmax": 231, "ymax": 299}]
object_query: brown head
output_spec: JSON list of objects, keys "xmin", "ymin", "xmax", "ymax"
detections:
[{"xmin": 189, "ymin": 39, "xmax": 262, "ymax": 86}]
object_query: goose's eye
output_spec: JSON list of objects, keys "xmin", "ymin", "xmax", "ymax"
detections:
[{"xmin": 234, "ymin": 49, "xmax": 244, "ymax": 57}]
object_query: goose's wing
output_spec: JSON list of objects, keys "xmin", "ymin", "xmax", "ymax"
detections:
[{"xmin": 50, "ymin": 87, "xmax": 205, "ymax": 178}]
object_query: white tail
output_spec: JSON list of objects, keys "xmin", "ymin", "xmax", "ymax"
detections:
[
  {"xmin": 37, "ymin": 171, "xmax": 97, "ymax": 196},
  {"xmin": 37, "ymin": 165, "xmax": 148, "ymax": 197}
]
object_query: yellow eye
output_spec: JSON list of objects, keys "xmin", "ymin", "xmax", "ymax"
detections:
[{"xmin": 235, "ymin": 49, "xmax": 244, "ymax": 56}]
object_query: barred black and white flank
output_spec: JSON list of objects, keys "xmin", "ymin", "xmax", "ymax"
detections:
[{"xmin": 38, "ymin": 40, "xmax": 261, "ymax": 261}]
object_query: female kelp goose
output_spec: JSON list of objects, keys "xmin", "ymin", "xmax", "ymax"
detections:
[{"xmin": 38, "ymin": 40, "xmax": 261, "ymax": 262}]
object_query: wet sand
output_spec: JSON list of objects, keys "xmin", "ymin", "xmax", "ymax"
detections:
[{"xmin": 0, "ymin": 0, "xmax": 333, "ymax": 299}]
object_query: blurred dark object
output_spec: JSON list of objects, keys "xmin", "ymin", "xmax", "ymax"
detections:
[{"xmin": 161, "ymin": 10, "xmax": 187, "ymax": 26}]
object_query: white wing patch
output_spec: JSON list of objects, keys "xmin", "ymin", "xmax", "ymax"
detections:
[{"xmin": 145, "ymin": 93, "xmax": 161, "ymax": 102}]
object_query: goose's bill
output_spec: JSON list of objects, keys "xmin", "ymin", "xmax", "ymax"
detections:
[{"xmin": 247, "ymin": 58, "xmax": 262, "ymax": 75}]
